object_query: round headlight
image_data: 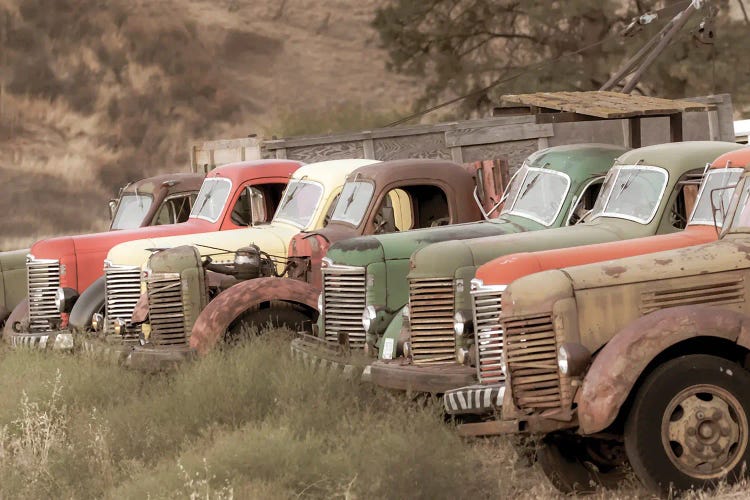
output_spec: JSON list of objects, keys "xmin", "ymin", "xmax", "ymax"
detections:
[
  {"xmin": 361, "ymin": 305, "xmax": 377, "ymax": 333},
  {"xmin": 456, "ymin": 347, "xmax": 469, "ymax": 365},
  {"xmin": 453, "ymin": 311, "xmax": 469, "ymax": 337},
  {"xmin": 317, "ymin": 293, "xmax": 324, "ymax": 313},
  {"xmin": 557, "ymin": 345, "xmax": 570, "ymax": 375},
  {"xmin": 402, "ymin": 305, "xmax": 410, "ymax": 320},
  {"xmin": 91, "ymin": 313, "xmax": 103, "ymax": 332},
  {"xmin": 403, "ymin": 341, "xmax": 412, "ymax": 358},
  {"xmin": 113, "ymin": 318, "xmax": 126, "ymax": 336},
  {"xmin": 54, "ymin": 288, "xmax": 65, "ymax": 313}
]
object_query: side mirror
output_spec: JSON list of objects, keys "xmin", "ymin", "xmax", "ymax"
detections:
[
  {"xmin": 108, "ymin": 199, "xmax": 118, "ymax": 219},
  {"xmin": 249, "ymin": 187, "xmax": 266, "ymax": 226}
]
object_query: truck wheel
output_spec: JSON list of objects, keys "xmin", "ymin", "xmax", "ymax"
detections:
[
  {"xmin": 2, "ymin": 299, "xmax": 28, "ymax": 339},
  {"xmin": 624, "ymin": 354, "xmax": 750, "ymax": 494},
  {"xmin": 227, "ymin": 301, "xmax": 313, "ymax": 341},
  {"xmin": 537, "ymin": 432, "xmax": 626, "ymax": 493}
]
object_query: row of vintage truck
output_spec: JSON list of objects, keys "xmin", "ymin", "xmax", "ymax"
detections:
[{"xmin": 3, "ymin": 138, "xmax": 750, "ymax": 494}]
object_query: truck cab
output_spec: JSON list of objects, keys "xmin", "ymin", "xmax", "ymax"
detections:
[
  {"xmin": 291, "ymin": 144, "xmax": 627, "ymax": 372},
  {"xmin": 4, "ymin": 159, "xmax": 302, "ymax": 348},
  {"xmin": 124, "ymin": 159, "xmax": 490, "ymax": 369},
  {"xmin": 463, "ymin": 153, "xmax": 750, "ymax": 494},
  {"xmin": 367, "ymin": 141, "xmax": 742, "ymax": 395}
]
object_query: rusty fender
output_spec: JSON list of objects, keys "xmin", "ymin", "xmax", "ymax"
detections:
[
  {"xmin": 2, "ymin": 298, "xmax": 27, "ymax": 339},
  {"xmin": 190, "ymin": 277, "xmax": 319, "ymax": 355},
  {"xmin": 578, "ymin": 305, "xmax": 750, "ymax": 435}
]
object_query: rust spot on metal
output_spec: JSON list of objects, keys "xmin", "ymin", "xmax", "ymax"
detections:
[{"xmin": 603, "ymin": 265, "xmax": 627, "ymax": 277}]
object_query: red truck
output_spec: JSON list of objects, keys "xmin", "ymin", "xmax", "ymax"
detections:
[{"xmin": 5, "ymin": 159, "xmax": 302, "ymax": 346}]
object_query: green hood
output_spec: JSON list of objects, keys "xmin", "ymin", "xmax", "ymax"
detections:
[{"xmin": 408, "ymin": 217, "xmax": 651, "ymax": 279}]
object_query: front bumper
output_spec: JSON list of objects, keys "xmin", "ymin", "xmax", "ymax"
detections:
[
  {"xmin": 290, "ymin": 336, "xmax": 371, "ymax": 379},
  {"xmin": 6, "ymin": 330, "xmax": 75, "ymax": 351},
  {"xmin": 443, "ymin": 383, "xmax": 505, "ymax": 416},
  {"xmin": 125, "ymin": 345, "xmax": 197, "ymax": 371},
  {"xmin": 369, "ymin": 359, "xmax": 476, "ymax": 394},
  {"xmin": 81, "ymin": 336, "xmax": 134, "ymax": 363}
]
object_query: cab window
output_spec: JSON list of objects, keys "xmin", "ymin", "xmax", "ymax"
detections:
[
  {"xmin": 230, "ymin": 183, "xmax": 286, "ymax": 227},
  {"xmin": 567, "ymin": 178, "xmax": 603, "ymax": 225},
  {"xmin": 669, "ymin": 171, "xmax": 703, "ymax": 230},
  {"xmin": 153, "ymin": 194, "xmax": 196, "ymax": 225},
  {"xmin": 373, "ymin": 185, "xmax": 449, "ymax": 234}
]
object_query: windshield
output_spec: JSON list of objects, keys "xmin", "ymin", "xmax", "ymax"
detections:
[
  {"xmin": 329, "ymin": 180, "xmax": 375, "ymax": 226},
  {"xmin": 501, "ymin": 167, "xmax": 571, "ymax": 226},
  {"xmin": 590, "ymin": 165, "xmax": 668, "ymax": 224},
  {"xmin": 727, "ymin": 175, "xmax": 750, "ymax": 232},
  {"xmin": 273, "ymin": 179, "xmax": 324, "ymax": 228},
  {"xmin": 690, "ymin": 168, "xmax": 743, "ymax": 226},
  {"xmin": 111, "ymin": 194, "xmax": 154, "ymax": 229},
  {"xmin": 190, "ymin": 178, "xmax": 232, "ymax": 223}
]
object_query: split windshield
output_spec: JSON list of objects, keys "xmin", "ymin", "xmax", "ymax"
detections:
[
  {"xmin": 500, "ymin": 164, "xmax": 571, "ymax": 226},
  {"xmin": 111, "ymin": 194, "xmax": 154, "ymax": 229},
  {"xmin": 190, "ymin": 177, "xmax": 232, "ymax": 223},
  {"xmin": 329, "ymin": 180, "xmax": 375, "ymax": 226},
  {"xmin": 273, "ymin": 179, "xmax": 324, "ymax": 228},
  {"xmin": 589, "ymin": 165, "xmax": 668, "ymax": 224},
  {"xmin": 690, "ymin": 168, "xmax": 743, "ymax": 226}
]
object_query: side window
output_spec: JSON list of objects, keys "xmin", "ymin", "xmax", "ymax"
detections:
[
  {"xmin": 373, "ymin": 185, "xmax": 449, "ymax": 234},
  {"xmin": 153, "ymin": 195, "xmax": 194, "ymax": 225},
  {"xmin": 670, "ymin": 174, "xmax": 702, "ymax": 229},
  {"xmin": 567, "ymin": 179, "xmax": 603, "ymax": 225},
  {"xmin": 230, "ymin": 187, "xmax": 268, "ymax": 227}
]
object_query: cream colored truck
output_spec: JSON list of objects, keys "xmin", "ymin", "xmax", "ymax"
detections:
[{"xmin": 89, "ymin": 159, "xmax": 382, "ymax": 350}]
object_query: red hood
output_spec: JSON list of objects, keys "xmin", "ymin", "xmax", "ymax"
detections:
[
  {"xmin": 476, "ymin": 225, "xmax": 718, "ymax": 286},
  {"xmin": 29, "ymin": 217, "xmax": 215, "ymax": 292}
]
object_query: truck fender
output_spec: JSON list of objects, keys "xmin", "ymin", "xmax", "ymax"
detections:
[
  {"xmin": 577, "ymin": 305, "xmax": 750, "ymax": 435},
  {"xmin": 2, "ymin": 298, "xmax": 27, "ymax": 339},
  {"xmin": 68, "ymin": 276, "xmax": 105, "ymax": 332},
  {"xmin": 377, "ymin": 307, "xmax": 405, "ymax": 359},
  {"xmin": 190, "ymin": 277, "xmax": 319, "ymax": 355}
]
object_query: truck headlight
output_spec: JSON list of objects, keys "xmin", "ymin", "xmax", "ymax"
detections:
[
  {"xmin": 456, "ymin": 347, "xmax": 469, "ymax": 365},
  {"xmin": 402, "ymin": 304, "xmax": 410, "ymax": 322},
  {"xmin": 54, "ymin": 287, "xmax": 79, "ymax": 314},
  {"xmin": 403, "ymin": 341, "xmax": 412, "ymax": 359},
  {"xmin": 453, "ymin": 310, "xmax": 472, "ymax": 338},
  {"xmin": 91, "ymin": 313, "xmax": 103, "ymax": 332},
  {"xmin": 557, "ymin": 342, "xmax": 591, "ymax": 377},
  {"xmin": 317, "ymin": 293, "xmax": 324, "ymax": 313},
  {"xmin": 113, "ymin": 318, "xmax": 126, "ymax": 336},
  {"xmin": 362, "ymin": 305, "xmax": 377, "ymax": 333}
]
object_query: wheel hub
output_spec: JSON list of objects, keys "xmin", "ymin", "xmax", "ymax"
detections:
[{"xmin": 661, "ymin": 384, "xmax": 747, "ymax": 479}]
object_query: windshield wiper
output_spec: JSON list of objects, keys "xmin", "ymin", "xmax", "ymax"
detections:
[
  {"xmin": 518, "ymin": 173, "xmax": 542, "ymax": 201},
  {"xmin": 196, "ymin": 182, "xmax": 217, "ymax": 215},
  {"xmin": 613, "ymin": 169, "xmax": 642, "ymax": 200},
  {"xmin": 342, "ymin": 183, "xmax": 361, "ymax": 214},
  {"xmin": 281, "ymin": 182, "xmax": 303, "ymax": 209}
]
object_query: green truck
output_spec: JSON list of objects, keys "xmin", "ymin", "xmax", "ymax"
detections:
[
  {"xmin": 291, "ymin": 143, "xmax": 627, "ymax": 368},
  {"xmin": 366, "ymin": 141, "xmax": 742, "ymax": 394}
]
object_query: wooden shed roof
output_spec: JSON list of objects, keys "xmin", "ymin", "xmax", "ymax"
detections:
[{"xmin": 502, "ymin": 91, "xmax": 714, "ymax": 119}]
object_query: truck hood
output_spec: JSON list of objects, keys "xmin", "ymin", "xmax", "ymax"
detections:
[
  {"xmin": 409, "ymin": 217, "xmax": 645, "ymax": 279},
  {"xmin": 0, "ymin": 248, "xmax": 29, "ymax": 272},
  {"xmin": 563, "ymin": 234, "xmax": 750, "ymax": 291},
  {"xmin": 106, "ymin": 222, "xmax": 299, "ymax": 268},
  {"xmin": 476, "ymin": 225, "xmax": 718, "ymax": 286}
]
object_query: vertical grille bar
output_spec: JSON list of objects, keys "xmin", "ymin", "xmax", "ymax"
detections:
[
  {"xmin": 27, "ymin": 256, "xmax": 61, "ymax": 332},
  {"xmin": 104, "ymin": 262, "xmax": 142, "ymax": 341},
  {"xmin": 503, "ymin": 313, "xmax": 561, "ymax": 410},
  {"xmin": 471, "ymin": 281, "xmax": 505, "ymax": 384},
  {"xmin": 408, "ymin": 277, "xmax": 455, "ymax": 365},
  {"xmin": 322, "ymin": 265, "xmax": 366, "ymax": 349},
  {"xmin": 147, "ymin": 272, "xmax": 187, "ymax": 346}
]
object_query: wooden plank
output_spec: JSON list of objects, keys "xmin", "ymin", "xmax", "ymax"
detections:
[{"xmin": 445, "ymin": 123, "xmax": 553, "ymax": 147}]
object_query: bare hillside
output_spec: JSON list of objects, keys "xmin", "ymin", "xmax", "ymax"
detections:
[{"xmin": 0, "ymin": 0, "xmax": 420, "ymax": 247}]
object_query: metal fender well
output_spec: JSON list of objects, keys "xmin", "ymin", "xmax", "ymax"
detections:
[
  {"xmin": 68, "ymin": 276, "xmax": 106, "ymax": 331},
  {"xmin": 378, "ymin": 307, "xmax": 405, "ymax": 360},
  {"xmin": 2, "ymin": 298, "xmax": 27, "ymax": 339},
  {"xmin": 578, "ymin": 306, "xmax": 750, "ymax": 435},
  {"xmin": 190, "ymin": 277, "xmax": 319, "ymax": 355}
]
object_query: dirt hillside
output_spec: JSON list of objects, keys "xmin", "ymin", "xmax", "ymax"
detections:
[{"xmin": 0, "ymin": 0, "xmax": 421, "ymax": 248}]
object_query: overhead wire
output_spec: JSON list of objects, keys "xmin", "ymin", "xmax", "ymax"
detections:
[{"xmin": 383, "ymin": 0, "xmax": 695, "ymax": 127}]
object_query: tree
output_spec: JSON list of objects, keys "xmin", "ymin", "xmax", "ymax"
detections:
[{"xmin": 373, "ymin": 0, "xmax": 750, "ymax": 117}]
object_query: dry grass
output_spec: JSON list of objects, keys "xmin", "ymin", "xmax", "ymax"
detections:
[{"xmin": 0, "ymin": 335, "xmax": 747, "ymax": 499}]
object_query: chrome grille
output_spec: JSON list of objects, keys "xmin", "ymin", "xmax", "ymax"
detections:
[
  {"xmin": 27, "ymin": 256, "xmax": 61, "ymax": 332},
  {"xmin": 104, "ymin": 262, "xmax": 141, "ymax": 341},
  {"xmin": 408, "ymin": 277, "xmax": 454, "ymax": 365},
  {"xmin": 147, "ymin": 272, "xmax": 187, "ymax": 346},
  {"xmin": 472, "ymin": 281, "xmax": 505, "ymax": 384},
  {"xmin": 323, "ymin": 265, "xmax": 366, "ymax": 349},
  {"xmin": 503, "ymin": 313, "xmax": 561, "ymax": 410}
]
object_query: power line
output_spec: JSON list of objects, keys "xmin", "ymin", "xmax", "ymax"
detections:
[{"xmin": 383, "ymin": 0, "xmax": 694, "ymax": 128}]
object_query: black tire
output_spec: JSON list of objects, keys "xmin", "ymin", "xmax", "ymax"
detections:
[
  {"xmin": 226, "ymin": 301, "xmax": 313, "ymax": 341},
  {"xmin": 68, "ymin": 276, "xmax": 105, "ymax": 332},
  {"xmin": 624, "ymin": 354, "xmax": 750, "ymax": 494},
  {"xmin": 537, "ymin": 433, "xmax": 626, "ymax": 493}
]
